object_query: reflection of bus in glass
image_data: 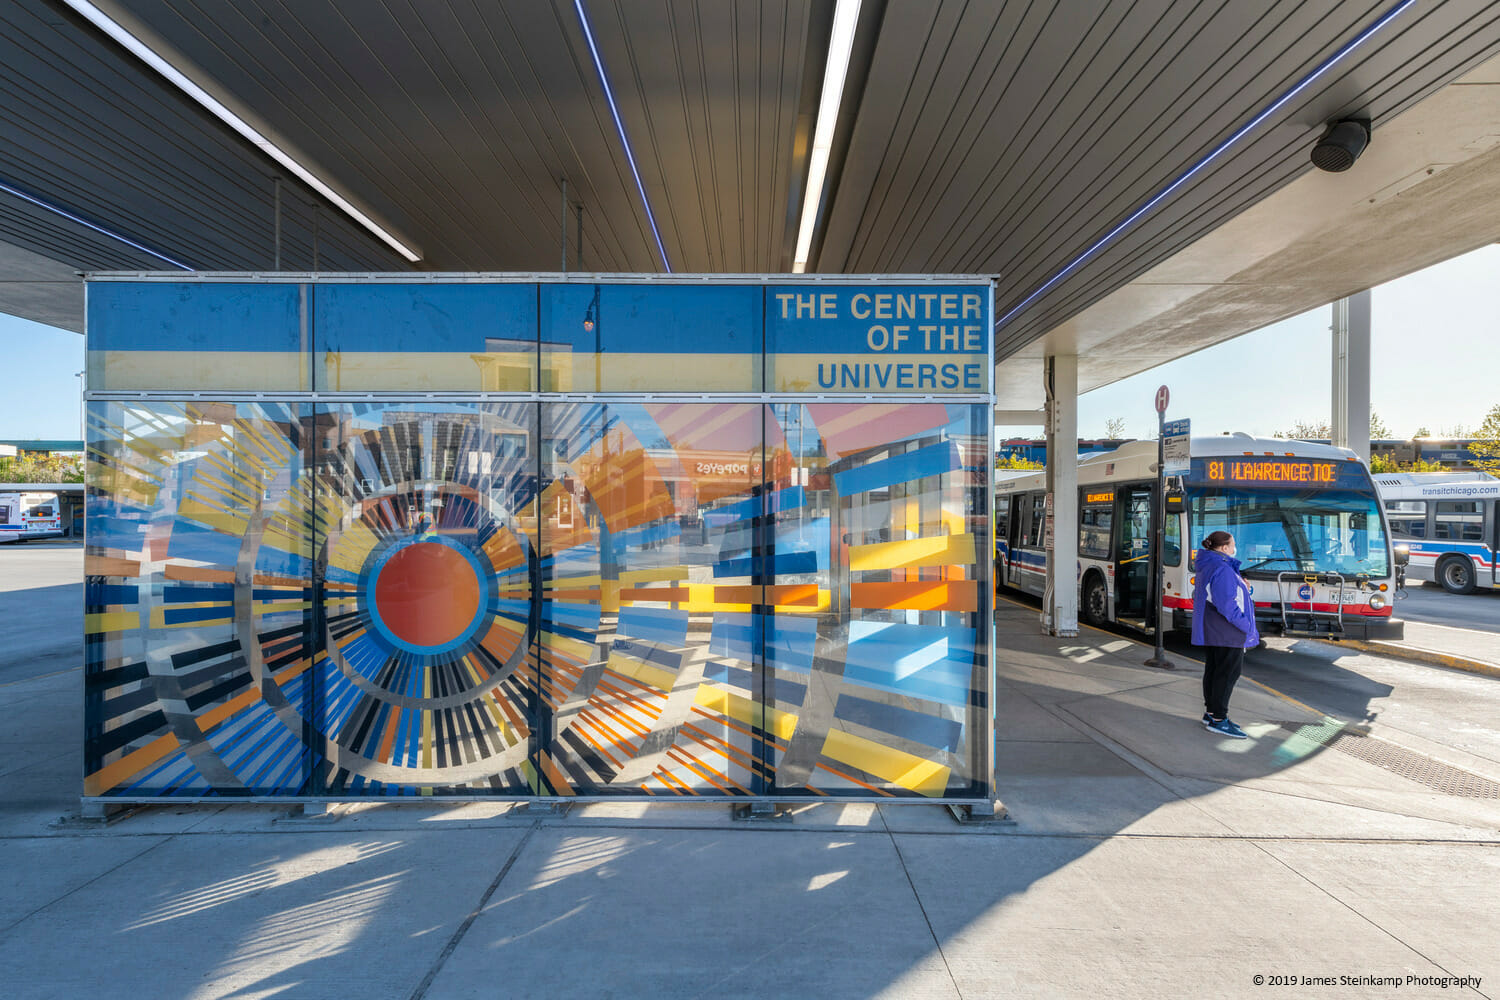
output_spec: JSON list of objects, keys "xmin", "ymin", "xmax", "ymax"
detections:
[
  {"xmin": 1375, "ymin": 471, "xmax": 1500, "ymax": 593},
  {"xmin": 0, "ymin": 491, "xmax": 65, "ymax": 543},
  {"xmin": 995, "ymin": 435, "xmax": 1404, "ymax": 640}
]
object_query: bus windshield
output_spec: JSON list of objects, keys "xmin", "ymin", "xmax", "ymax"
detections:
[{"xmin": 1189, "ymin": 488, "xmax": 1389, "ymax": 578}]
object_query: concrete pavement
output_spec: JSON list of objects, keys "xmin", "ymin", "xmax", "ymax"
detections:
[
  {"xmin": 0, "ymin": 554, "xmax": 1497, "ymax": 998},
  {"xmin": 1332, "ymin": 617, "xmax": 1500, "ymax": 678}
]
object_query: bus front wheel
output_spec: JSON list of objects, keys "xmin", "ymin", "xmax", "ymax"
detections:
[
  {"xmin": 1080, "ymin": 573, "xmax": 1108, "ymax": 626},
  {"xmin": 1439, "ymin": 556, "xmax": 1477, "ymax": 595}
]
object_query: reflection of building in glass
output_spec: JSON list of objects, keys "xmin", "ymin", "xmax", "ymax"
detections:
[{"xmin": 84, "ymin": 278, "xmax": 995, "ymax": 806}]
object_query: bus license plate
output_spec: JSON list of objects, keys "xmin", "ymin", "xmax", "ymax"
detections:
[{"xmin": 1337, "ymin": 591, "xmax": 1359, "ymax": 604}]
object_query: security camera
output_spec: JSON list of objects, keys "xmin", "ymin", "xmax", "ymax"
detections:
[{"xmin": 1310, "ymin": 119, "xmax": 1370, "ymax": 172}]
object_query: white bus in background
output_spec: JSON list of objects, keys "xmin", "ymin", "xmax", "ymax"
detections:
[
  {"xmin": 995, "ymin": 434, "xmax": 1404, "ymax": 641},
  {"xmin": 0, "ymin": 491, "xmax": 65, "ymax": 543},
  {"xmin": 1374, "ymin": 471, "xmax": 1500, "ymax": 593}
]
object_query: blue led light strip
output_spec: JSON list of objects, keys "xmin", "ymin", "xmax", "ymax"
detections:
[
  {"xmin": 994, "ymin": 0, "xmax": 1415, "ymax": 331},
  {"xmin": 0, "ymin": 176, "xmax": 194, "ymax": 271},
  {"xmin": 573, "ymin": 0, "xmax": 672, "ymax": 272}
]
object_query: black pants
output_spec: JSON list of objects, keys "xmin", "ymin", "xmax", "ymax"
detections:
[{"xmin": 1202, "ymin": 645, "xmax": 1244, "ymax": 720}]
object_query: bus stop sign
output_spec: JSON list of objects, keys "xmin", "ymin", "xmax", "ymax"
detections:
[
  {"xmin": 1154, "ymin": 385, "xmax": 1170, "ymax": 413},
  {"xmin": 1163, "ymin": 418, "xmax": 1191, "ymax": 475}
]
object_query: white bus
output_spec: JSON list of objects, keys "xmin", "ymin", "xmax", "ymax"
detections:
[
  {"xmin": 995, "ymin": 434, "xmax": 1404, "ymax": 641},
  {"xmin": 0, "ymin": 491, "xmax": 65, "ymax": 543},
  {"xmin": 1374, "ymin": 471, "xmax": 1499, "ymax": 593}
]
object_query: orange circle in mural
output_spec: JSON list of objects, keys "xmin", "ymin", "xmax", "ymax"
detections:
[{"xmin": 373, "ymin": 542, "xmax": 481, "ymax": 648}]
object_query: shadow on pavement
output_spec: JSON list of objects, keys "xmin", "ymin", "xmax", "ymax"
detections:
[{"xmin": 1, "ymin": 572, "xmax": 1496, "ymax": 998}]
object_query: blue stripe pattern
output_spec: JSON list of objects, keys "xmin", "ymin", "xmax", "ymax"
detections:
[
  {"xmin": 834, "ymin": 442, "xmax": 959, "ymax": 497},
  {"xmin": 833, "ymin": 692, "xmax": 962, "ymax": 751},
  {"xmin": 842, "ymin": 622, "xmax": 975, "ymax": 706}
]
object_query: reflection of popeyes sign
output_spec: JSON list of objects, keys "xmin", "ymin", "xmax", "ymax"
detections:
[{"xmin": 697, "ymin": 462, "xmax": 761, "ymax": 476}]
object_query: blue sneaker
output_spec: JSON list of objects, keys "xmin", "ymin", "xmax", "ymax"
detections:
[
  {"xmin": 1201, "ymin": 712, "xmax": 1214, "ymax": 729},
  {"xmin": 1207, "ymin": 717, "xmax": 1248, "ymax": 739}
]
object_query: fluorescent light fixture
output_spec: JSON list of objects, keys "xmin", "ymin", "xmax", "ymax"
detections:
[
  {"xmin": 574, "ymin": 0, "xmax": 671, "ymax": 272},
  {"xmin": 792, "ymin": 0, "xmax": 861, "ymax": 273},
  {"xmin": 994, "ymin": 0, "xmax": 1414, "ymax": 330},
  {"xmin": 0, "ymin": 175, "xmax": 192, "ymax": 270},
  {"xmin": 62, "ymin": 0, "xmax": 422, "ymax": 263}
]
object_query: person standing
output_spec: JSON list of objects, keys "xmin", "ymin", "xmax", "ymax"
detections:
[{"xmin": 1191, "ymin": 530, "xmax": 1259, "ymax": 739}]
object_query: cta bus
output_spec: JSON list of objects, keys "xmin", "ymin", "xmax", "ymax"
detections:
[
  {"xmin": 995, "ymin": 435, "xmax": 1404, "ymax": 640},
  {"xmin": 1374, "ymin": 471, "xmax": 1500, "ymax": 593},
  {"xmin": 0, "ymin": 491, "xmax": 65, "ymax": 543}
]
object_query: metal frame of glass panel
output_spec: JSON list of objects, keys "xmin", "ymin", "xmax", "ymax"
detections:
[{"xmin": 82, "ymin": 273, "xmax": 997, "ymax": 808}]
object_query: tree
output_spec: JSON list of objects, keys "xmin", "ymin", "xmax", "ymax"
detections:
[
  {"xmin": 1104, "ymin": 416, "xmax": 1127, "ymax": 439},
  {"xmin": 0, "ymin": 453, "xmax": 84, "ymax": 484},
  {"xmin": 995, "ymin": 454, "xmax": 1044, "ymax": 470},
  {"xmin": 1413, "ymin": 426, "xmax": 1432, "ymax": 438},
  {"xmin": 1470, "ymin": 403, "xmax": 1500, "ymax": 475},
  {"xmin": 1369, "ymin": 453, "xmax": 1444, "ymax": 473},
  {"xmin": 1273, "ymin": 419, "xmax": 1331, "ymax": 440},
  {"xmin": 1368, "ymin": 410, "xmax": 1391, "ymax": 439}
]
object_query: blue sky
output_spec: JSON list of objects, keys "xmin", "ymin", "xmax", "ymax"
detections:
[
  {"xmin": 2, "ymin": 243, "xmax": 1497, "ymax": 441},
  {"xmin": 1074, "ymin": 242, "xmax": 1500, "ymax": 441}
]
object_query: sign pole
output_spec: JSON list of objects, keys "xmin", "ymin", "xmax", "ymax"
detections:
[{"xmin": 1145, "ymin": 386, "xmax": 1175, "ymax": 670}]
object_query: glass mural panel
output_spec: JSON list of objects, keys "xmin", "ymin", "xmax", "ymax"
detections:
[
  {"xmin": 315, "ymin": 283, "xmax": 538, "ymax": 391},
  {"xmin": 538, "ymin": 283, "xmax": 762, "ymax": 392},
  {"xmin": 83, "ymin": 277, "xmax": 994, "ymax": 803},
  {"xmin": 85, "ymin": 400, "xmax": 316, "ymax": 796},
  {"xmin": 533, "ymin": 402, "xmax": 768, "ymax": 795},
  {"xmin": 87, "ymin": 282, "xmax": 307, "ymax": 391},
  {"xmin": 313, "ymin": 403, "xmax": 539, "ymax": 794},
  {"xmin": 763, "ymin": 403, "xmax": 990, "ymax": 798}
]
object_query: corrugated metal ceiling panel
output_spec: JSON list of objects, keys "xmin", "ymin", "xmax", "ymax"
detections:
[{"xmin": 2, "ymin": 0, "xmax": 1499, "ymax": 352}]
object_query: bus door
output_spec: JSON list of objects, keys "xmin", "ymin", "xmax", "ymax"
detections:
[
  {"xmin": 1114, "ymin": 484, "xmax": 1154, "ymax": 625},
  {"xmin": 1493, "ymin": 500, "xmax": 1500, "ymax": 588}
]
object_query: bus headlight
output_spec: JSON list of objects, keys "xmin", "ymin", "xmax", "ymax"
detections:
[{"xmin": 1368, "ymin": 594, "xmax": 1386, "ymax": 610}]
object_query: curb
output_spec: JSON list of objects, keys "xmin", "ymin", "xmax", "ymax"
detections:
[{"xmin": 1321, "ymin": 638, "xmax": 1500, "ymax": 679}]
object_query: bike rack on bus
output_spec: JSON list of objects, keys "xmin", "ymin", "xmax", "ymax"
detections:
[{"xmin": 1276, "ymin": 571, "xmax": 1346, "ymax": 638}]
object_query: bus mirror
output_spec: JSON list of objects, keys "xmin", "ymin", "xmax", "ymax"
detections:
[{"xmin": 1393, "ymin": 543, "xmax": 1409, "ymax": 567}]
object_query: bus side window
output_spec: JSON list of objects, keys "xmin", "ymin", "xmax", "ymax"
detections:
[
  {"xmin": 995, "ymin": 503, "xmax": 1009, "ymax": 544},
  {"xmin": 1435, "ymin": 501, "xmax": 1483, "ymax": 541},
  {"xmin": 1026, "ymin": 494, "xmax": 1046, "ymax": 547},
  {"xmin": 1384, "ymin": 499, "xmax": 1426, "ymax": 539}
]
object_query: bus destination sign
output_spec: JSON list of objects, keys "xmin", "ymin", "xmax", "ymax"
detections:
[
  {"xmin": 1083, "ymin": 490, "xmax": 1114, "ymax": 504},
  {"xmin": 1188, "ymin": 457, "xmax": 1366, "ymax": 490}
]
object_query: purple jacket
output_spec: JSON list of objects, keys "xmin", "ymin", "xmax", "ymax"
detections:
[{"xmin": 1190, "ymin": 546, "xmax": 1261, "ymax": 649}]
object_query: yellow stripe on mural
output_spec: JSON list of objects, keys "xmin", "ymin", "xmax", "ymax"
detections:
[
  {"xmin": 680, "ymin": 584, "xmax": 752, "ymax": 614},
  {"xmin": 545, "ymin": 574, "xmax": 602, "ymax": 589},
  {"xmin": 848, "ymin": 533, "xmax": 977, "ymax": 572},
  {"xmin": 86, "ymin": 612, "xmax": 141, "ymax": 634},
  {"xmin": 820, "ymin": 729, "xmax": 951, "ymax": 797},
  {"xmin": 541, "ymin": 630, "xmax": 595, "ymax": 665},
  {"xmin": 606, "ymin": 651, "xmax": 677, "ymax": 694},
  {"xmin": 252, "ymin": 600, "xmax": 311, "ymax": 614},
  {"xmin": 328, "ymin": 521, "xmax": 380, "ymax": 576},
  {"xmin": 91, "ymin": 349, "xmax": 309, "ymax": 391},
  {"xmin": 694, "ymin": 685, "xmax": 798, "ymax": 741}
]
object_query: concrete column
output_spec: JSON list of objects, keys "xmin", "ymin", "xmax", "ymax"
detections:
[
  {"xmin": 1044, "ymin": 354, "xmax": 1078, "ymax": 637},
  {"xmin": 1331, "ymin": 289, "xmax": 1372, "ymax": 462}
]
